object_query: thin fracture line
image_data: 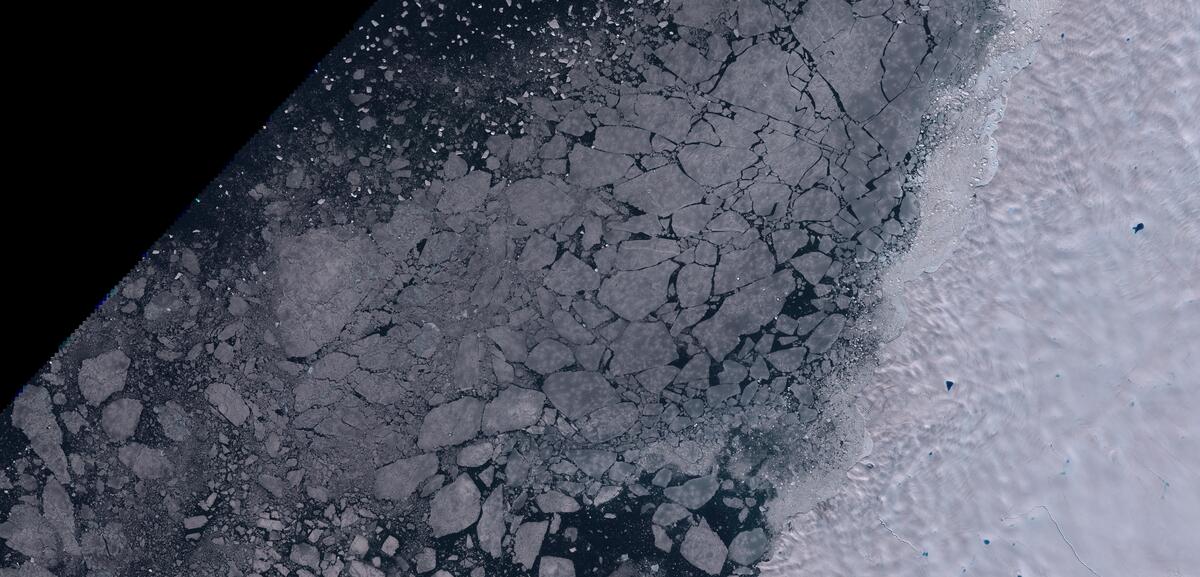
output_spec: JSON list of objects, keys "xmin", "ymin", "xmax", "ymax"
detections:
[
  {"xmin": 879, "ymin": 518, "xmax": 923, "ymax": 556},
  {"xmin": 1038, "ymin": 505, "xmax": 1101, "ymax": 577}
]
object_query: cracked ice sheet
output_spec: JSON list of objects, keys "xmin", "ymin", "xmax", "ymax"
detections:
[
  {"xmin": 765, "ymin": 1, "xmax": 1200, "ymax": 575},
  {"xmin": 1, "ymin": 0, "xmax": 1045, "ymax": 576}
]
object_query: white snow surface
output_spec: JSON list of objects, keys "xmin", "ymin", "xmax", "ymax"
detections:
[{"xmin": 764, "ymin": 0, "xmax": 1199, "ymax": 575}]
